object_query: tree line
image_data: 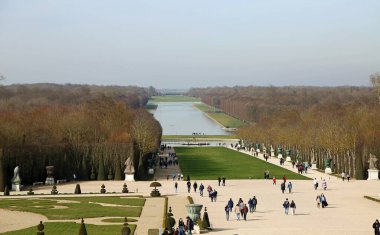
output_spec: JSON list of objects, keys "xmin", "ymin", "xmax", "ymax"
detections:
[
  {"xmin": 0, "ymin": 84, "xmax": 162, "ymax": 190},
  {"xmin": 188, "ymin": 83, "xmax": 380, "ymax": 179}
]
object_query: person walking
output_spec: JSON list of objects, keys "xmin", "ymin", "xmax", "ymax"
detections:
[
  {"xmin": 174, "ymin": 182, "xmax": 178, "ymax": 194},
  {"xmin": 283, "ymin": 175, "xmax": 287, "ymax": 183},
  {"xmin": 193, "ymin": 181, "xmax": 198, "ymax": 193},
  {"xmin": 186, "ymin": 216, "xmax": 194, "ymax": 235},
  {"xmin": 283, "ymin": 198, "xmax": 290, "ymax": 215},
  {"xmin": 178, "ymin": 218, "xmax": 185, "ymax": 235},
  {"xmin": 187, "ymin": 181, "xmax": 191, "ymax": 193},
  {"xmin": 316, "ymin": 195, "xmax": 321, "ymax": 208},
  {"xmin": 281, "ymin": 182, "xmax": 286, "ymax": 194},
  {"xmin": 199, "ymin": 183, "xmax": 204, "ymax": 196},
  {"xmin": 242, "ymin": 204, "xmax": 249, "ymax": 221},
  {"xmin": 322, "ymin": 179, "xmax": 327, "ymax": 190},
  {"xmin": 248, "ymin": 198, "xmax": 254, "ymax": 213},
  {"xmin": 273, "ymin": 176, "xmax": 277, "ymax": 185},
  {"xmin": 313, "ymin": 178, "xmax": 318, "ymax": 190},
  {"xmin": 252, "ymin": 196, "xmax": 258, "ymax": 212},
  {"xmin": 347, "ymin": 172, "xmax": 351, "ymax": 182},
  {"xmin": 290, "ymin": 200, "xmax": 296, "ymax": 215},
  {"xmin": 234, "ymin": 204, "xmax": 241, "ymax": 221},
  {"xmin": 222, "ymin": 176, "xmax": 226, "ymax": 186},
  {"xmin": 225, "ymin": 205, "xmax": 230, "ymax": 221},
  {"xmin": 341, "ymin": 172, "xmax": 345, "ymax": 181},
  {"xmin": 287, "ymin": 182, "xmax": 293, "ymax": 193},
  {"xmin": 218, "ymin": 176, "xmax": 221, "ymax": 186},
  {"xmin": 228, "ymin": 198, "xmax": 234, "ymax": 212},
  {"xmin": 320, "ymin": 193, "xmax": 328, "ymax": 208},
  {"xmin": 372, "ymin": 219, "xmax": 380, "ymax": 235}
]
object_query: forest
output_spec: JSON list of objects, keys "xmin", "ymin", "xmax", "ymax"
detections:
[
  {"xmin": 0, "ymin": 84, "xmax": 162, "ymax": 190},
  {"xmin": 188, "ymin": 82, "xmax": 380, "ymax": 179}
]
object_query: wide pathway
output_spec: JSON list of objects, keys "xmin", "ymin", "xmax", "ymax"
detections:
[{"xmin": 134, "ymin": 197, "xmax": 165, "ymax": 235}]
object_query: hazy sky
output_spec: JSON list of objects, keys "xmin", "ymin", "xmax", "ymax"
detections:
[{"xmin": 0, "ymin": 1, "xmax": 379, "ymax": 89}]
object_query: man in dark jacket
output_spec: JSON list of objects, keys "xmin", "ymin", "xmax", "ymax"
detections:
[
  {"xmin": 228, "ymin": 198, "xmax": 234, "ymax": 212},
  {"xmin": 373, "ymin": 219, "xmax": 380, "ymax": 235}
]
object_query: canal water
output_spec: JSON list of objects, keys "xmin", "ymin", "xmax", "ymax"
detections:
[{"xmin": 151, "ymin": 102, "xmax": 230, "ymax": 136}]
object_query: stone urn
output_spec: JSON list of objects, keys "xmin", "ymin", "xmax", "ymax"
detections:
[{"xmin": 185, "ymin": 204, "xmax": 203, "ymax": 222}]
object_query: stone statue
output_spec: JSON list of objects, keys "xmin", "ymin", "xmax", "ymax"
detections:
[
  {"xmin": 270, "ymin": 145, "xmax": 274, "ymax": 152},
  {"xmin": 124, "ymin": 157, "xmax": 135, "ymax": 174},
  {"xmin": 324, "ymin": 157, "xmax": 332, "ymax": 168},
  {"xmin": 311, "ymin": 148, "xmax": 316, "ymax": 164},
  {"xmin": 368, "ymin": 153, "xmax": 378, "ymax": 170},
  {"xmin": 277, "ymin": 146, "xmax": 282, "ymax": 155},
  {"xmin": 11, "ymin": 166, "xmax": 21, "ymax": 185}
]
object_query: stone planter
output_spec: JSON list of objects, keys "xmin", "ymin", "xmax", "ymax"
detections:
[{"xmin": 185, "ymin": 204, "xmax": 203, "ymax": 222}]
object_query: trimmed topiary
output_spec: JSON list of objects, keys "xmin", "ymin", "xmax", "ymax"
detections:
[
  {"xmin": 97, "ymin": 157, "xmax": 105, "ymax": 180},
  {"xmin": 74, "ymin": 184, "xmax": 82, "ymax": 194},
  {"xmin": 37, "ymin": 221, "xmax": 44, "ymax": 235},
  {"xmin": 107, "ymin": 168, "xmax": 113, "ymax": 180},
  {"xmin": 150, "ymin": 181, "xmax": 161, "ymax": 197},
  {"xmin": 121, "ymin": 222, "xmax": 131, "ymax": 235},
  {"xmin": 90, "ymin": 166, "xmax": 96, "ymax": 180},
  {"xmin": 122, "ymin": 183, "xmax": 128, "ymax": 193},
  {"xmin": 78, "ymin": 218, "xmax": 87, "ymax": 235},
  {"xmin": 51, "ymin": 185, "xmax": 58, "ymax": 195},
  {"xmin": 4, "ymin": 185, "xmax": 9, "ymax": 196},
  {"xmin": 27, "ymin": 188, "xmax": 34, "ymax": 195},
  {"xmin": 100, "ymin": 184, "xmax": 106, "ymax": 194},
  {"xmin": 202, "ymin": 207, "xmax": 211, "ymax": 229}
]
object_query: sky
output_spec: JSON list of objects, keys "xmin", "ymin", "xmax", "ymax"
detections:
[{"xmin": 0, "ymin": 0, "xmax": 379, "ymax": 89}]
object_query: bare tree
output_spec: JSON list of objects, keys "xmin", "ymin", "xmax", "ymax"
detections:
[{"xmin": 370, "ymin": 73, "xmax": 380, "ymax": 104}]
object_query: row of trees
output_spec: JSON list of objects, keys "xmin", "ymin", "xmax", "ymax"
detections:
[
  {"xmin": 188, "ymin": 77, "xmax": 379, "ymax": 179},
  {"xmin": 0, "ymin": 84, "xmax": 162, "ymax": 190}
]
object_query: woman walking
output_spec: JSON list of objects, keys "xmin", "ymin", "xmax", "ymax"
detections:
[
  {"xmin": 234, "ymin": 204, "xmax": 241, "ymax": 221},
  {"xmin": 225, "ymin": 205, "xmax": 230, "ymax": 221},
  {"xmin": 290, "ymin": 200, "xmax": 296, "ymax": 215}
]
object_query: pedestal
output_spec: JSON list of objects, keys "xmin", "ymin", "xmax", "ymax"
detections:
[
  {"xmin": 125, "ymin": 174, "xmax": 135, "ymax": 182},
  {"xmin": 270, "ymin": 151, "xmax": 275, "ymax": 157},
  {"xmin": 45, "ymin": 177, "xmax": 55, "ymax": 185},
  {"xmin": 286, "ymin": 157, "xmax": 292, "ymax": 162},
  {"xmin": 312, "ymin": 163, "xmax": 317, "ymax": 170},
  {"xmin": 277, "ymin": 154, "xmax": 283, "ymax": 159},
  {"xmin": 324, "ymin": 168, "xmax": 332, "ymax": 174},
  {"xmin": 12, "ymin": 184, "xmax": 21, "ymax": 191},
  {"xmin": 367, "ymin": 169, "xmax": 379, "ymax": 180}
]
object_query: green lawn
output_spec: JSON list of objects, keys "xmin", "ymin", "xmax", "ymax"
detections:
[
  {"xmin": 149, "ymin": 95, "xmax": 200, "ymax": 102},
  {"xmin": 0, "ymin": 196, "xmax": 145, "ymax": 220},
  {"xmin": 175, "ymin": 147, "xmax": 310, "ymax": 180},
  {"xmin": 101, "ymin": 217, "xmax": 138, "ymax": 223},
  {"xmin": 193, "ymin": 103, "xmax": 247, "ymax": 128},
  {"xmin": 2, "ymin": 222, "xmax": 136, "ymax": 235}
]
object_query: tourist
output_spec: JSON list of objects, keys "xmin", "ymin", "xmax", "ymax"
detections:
[
  {"xmin": 316, "ymin": 195, "xmax": 321, "ymax": 208},
  {"xmin": 222, "ymin": 176, "xmax": 226, "ymax": 186},
  {"xmin": 242, "ymin": 204, "xmax": 249, "ymax": 221},
  {"xmin": 287, "ymin": 182, "xmax": 293, "ymax": 193},
  {"xmin": 290, "ymin": 200, "xmax": 296, "ymax": 215},
  {"xmin": 187, "ymin": 181, "xmax": 191, "ymax": 193},
  {"xmin": 228, "ymin": 198, "xmax": 234, "ymax": 212},
  {"xmin": 225, "ymin": 205, "xmax": 230, "ymax": 221},
  {"xmin": 341, "ymin": 172, "xmax": 345, "ymax": 181},
  {"xmin": 234, "ymin": 204, "xmax": 241, "ymax": 220},
  {"xmin": 174, "ymin": 182, "xmax": 178, "ymax": 193},
  {"xmin": 322, "ymin": 179, "xmax": 327, "ymax": 190},
  {"xmin": 281, "ymin": 182, "xmax": 286, "ymax": 194},
  {"xmin": 283, "ymin": 175, "xmax": 287, "ymax": 183},
  {"xmin": 173, "ymin": 228, "xmax": 179, "ymax": 235},
  {"xmin": 212, "ymin": 189, "xmax": 218, "ymax": 202},
  {"xmin": 248, "ymin": 198, "xmax": 254, "ymax": 213},
  {"xmin": 186, "ymin": 216, "xmax": 194, "ymax": 235},
  {"xmin": 320, "ymin": 193, "xmax": 328, "ymax": 208},
  {"xmin": 178, "ymin": 218, "xmax": 185, "ymax": 235},
  {"xmin": 372, "ymin": 219, "xmax": 380, "ymax": 235},
  {"xmin": 252, "ymin": 196, "xmax": 258, "ymax": 211},
  {"xmin": 218, "ymin": 176, "xmax": 221, "ymax": 186},
  {"xmin": 347, "ymin": 172, "xmax": 351, "ymax": 182},
  {"xmin": 193, "ymin": 181, "xmax": 198, "ymax": 192},
  {"xmin": 283, "ymin": 198, "xmax": 290, "ymax": 215},
  {"xmin": 273, "ymin": 176, "xmax": 277, "ymax": 185},
  {"xmin": 313, "ymin": 178, "xmax": 318, "ymax": 190},
  {"xmin": 199, "ymin": 183, "xmax": 204, "ymax": 196}
]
